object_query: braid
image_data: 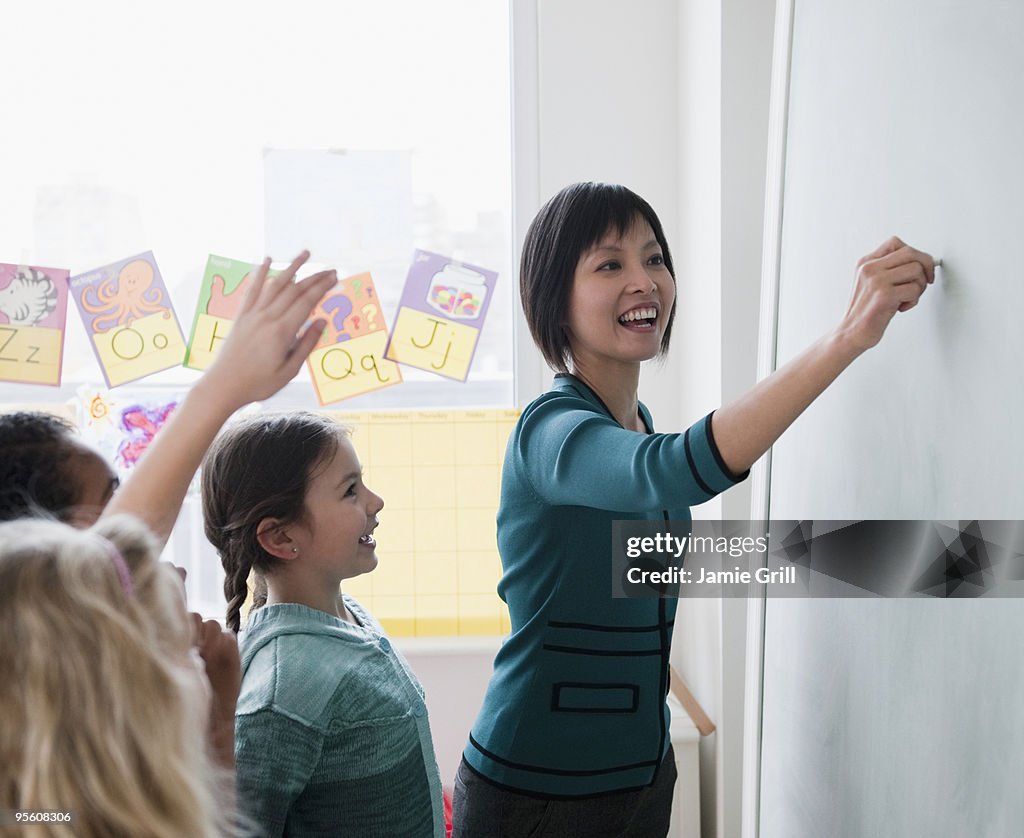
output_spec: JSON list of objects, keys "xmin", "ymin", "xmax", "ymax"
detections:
[
  {"xmin": 222, "ymin": 543, "xmax": 254, "ymax": 634},
  {"xmin": 252, "ymin": 573, "xmax": 268, "ymax": 611}
]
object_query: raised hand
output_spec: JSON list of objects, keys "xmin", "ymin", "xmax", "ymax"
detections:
[
  {"xmin": 203, "ymin": 251, "xmax": 337, "ymax": 411},
  {"xmin": 102, "ymin": 251, "xmax": 336, "ymax": 544}
]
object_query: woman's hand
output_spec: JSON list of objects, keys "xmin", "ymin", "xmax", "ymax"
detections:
[
  {"xmin": 836, "ymin": 236, "xmax": 935, "ymax": 354},
  {"xmin": 710, "ymin": 236, "xmax": 936, "ymax": 475}
]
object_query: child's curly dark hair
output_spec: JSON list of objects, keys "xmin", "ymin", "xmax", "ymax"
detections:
[{"xmin": 0, "ymin": 412, "xmax": 79, "ymax": 522}]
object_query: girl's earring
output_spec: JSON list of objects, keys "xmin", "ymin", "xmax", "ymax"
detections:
[{"xmin": 291, "ymin": 547, "xmax": 299, "ymax": 555}]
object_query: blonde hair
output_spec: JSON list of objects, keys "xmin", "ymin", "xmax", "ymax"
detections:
[{"xmin": 0, "ymin": 516, "xmax": 233, "ymax": 838}]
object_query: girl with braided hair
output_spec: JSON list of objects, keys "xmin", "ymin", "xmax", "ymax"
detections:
[{"xmin": 201, "ymin": 411, "xmax": 445, "ymax": 838}]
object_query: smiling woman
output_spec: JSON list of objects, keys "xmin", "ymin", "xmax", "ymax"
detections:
[
  {"xmin": 453, "ymin": 181, "xmax": 935, "ymax": 838},
  {"xmin": 566, "ymin": 221, "xmax": 676, "ymax": 417}
]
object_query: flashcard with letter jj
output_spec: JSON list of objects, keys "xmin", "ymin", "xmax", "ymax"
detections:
[
  {"xmin": 184, "ymin": 254, "xmax": 269, "ymax": 370},
  {"xmin": 385, "ymin": 250, "xmax": 497, "ymax": 381},
  {"xmin": 307, "ymin": 272, "xmax": 402, "ymax": 405},
  {"xmin": 0, "ymin": 263, "xmax": 71, "ymax": 386},
  {"xmin": 70, "ymin": 252, "xmax": 187, "ymax": 387}
]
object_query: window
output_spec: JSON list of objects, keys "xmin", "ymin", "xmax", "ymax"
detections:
[{"xmin": 2, "ymin": 1, "xmax": 514, "ymax": 627}]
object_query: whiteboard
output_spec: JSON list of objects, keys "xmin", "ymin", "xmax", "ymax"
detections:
[{"xmin": 758, "ymin": 0, "xmax": 1024, "ymax": 835}]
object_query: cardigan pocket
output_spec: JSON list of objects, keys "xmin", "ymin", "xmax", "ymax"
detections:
[{"xmin": 551, "ymin": 682, "xmax": 640, "ymax": 714}]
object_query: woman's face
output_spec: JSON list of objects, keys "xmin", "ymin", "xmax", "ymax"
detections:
[{"xmin": 564, "ymin": 218, "xmax": 675, "ymax": 374}]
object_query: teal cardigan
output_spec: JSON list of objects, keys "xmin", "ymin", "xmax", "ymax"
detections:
[
  {"xmin": 465, "ymin": 374, "xmax": 745, "ymax": 796},
  {"xmin": 235, "ymin": 599, "xmax": 445, "ymax": 837}
]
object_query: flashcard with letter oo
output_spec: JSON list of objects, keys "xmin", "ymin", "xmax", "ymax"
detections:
[{"xmin": 70, "ymin": 252, "xmax": 186, "ymax": 387}]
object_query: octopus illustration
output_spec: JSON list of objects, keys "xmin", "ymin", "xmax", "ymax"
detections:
[
  {"xmin": 0, "ymin": 267, "xmax": 58, "ymax": 326},
  {"xmin": 80, "ymin": 259, "xmax": 171, "ymax": 333}
]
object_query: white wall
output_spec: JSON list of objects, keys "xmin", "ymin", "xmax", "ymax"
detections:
[{"xmin": 718, "ymin": 2, "xmax": 775, "ymax": 836}]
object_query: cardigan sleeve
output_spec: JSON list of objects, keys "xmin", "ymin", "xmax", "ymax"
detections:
[
  {"xmin": 516, "ymin": 393, "xmax": 747, "ymax": 511},
  {"xmin": 234, "ymin": 708, "xmax": 325, "ymax": 838}
]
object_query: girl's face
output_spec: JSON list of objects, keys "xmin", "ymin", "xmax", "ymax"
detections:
[
  {"xmin": 65, "ymin": 439, "xmax": 119, "ymax": 527},
  {"xmin": 564, "ymin": 218, "xmax": 675, "ymax": 374},
  {"xmin": 294, "ymin": 434, "xmax": 384, "ymax": 583}
]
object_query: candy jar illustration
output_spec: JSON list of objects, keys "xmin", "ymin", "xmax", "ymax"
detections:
[{"xmin": 427, "ymin": 263, "xmax": 487, "ymax": 320}]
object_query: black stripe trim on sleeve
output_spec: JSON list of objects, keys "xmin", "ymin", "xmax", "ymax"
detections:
[
  {"xmin": 683, "ymin": 426, "xmax": 715, "ymax": 495},
  {"xmin": 467, "ymin": 734, "xmax": 659, "ymax": 777},
  {"xmin": 542, "ymin": 644, "xmax": 662, "ymax": 657},
  {"xmin": 547, "ymin": 619, "xmax": 674, "ymax": 633},
  {"xmin": 704, "ymin": 412, "xmax": 750, "ymax": 483}
]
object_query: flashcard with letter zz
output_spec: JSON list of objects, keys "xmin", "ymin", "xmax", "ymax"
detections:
[{"xmin": 0, "ymin": 263, "xmax": 71, "ymax": 386}]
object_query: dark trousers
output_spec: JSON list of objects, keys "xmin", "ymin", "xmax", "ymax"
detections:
[{"xmin": 452, "ymin": 746, "xmax": 678, "ymax": 838}]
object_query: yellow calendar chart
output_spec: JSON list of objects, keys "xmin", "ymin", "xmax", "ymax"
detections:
[{"xmin": 323, "ymin": 408, "xmax": 519, "ymax": 637}]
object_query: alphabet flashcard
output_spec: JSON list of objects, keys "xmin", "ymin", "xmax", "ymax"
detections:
[
  {"xmin": 307, "ymin": 271, "xmax": 402, "ymax": 405},
  {"xmin": 385, "ymin": 250, "xmax": 497, "ymax": 382},
  {"xmin": 184, "ymin": 254, "xmax": 268, "ymax": 370},
  {"xmin": 70, "ymin": 252, "xmax": 186, "ymax": 387},
  {"xmin": 0, "ymin": 263, "xmax": 71, "ymax": 386}
]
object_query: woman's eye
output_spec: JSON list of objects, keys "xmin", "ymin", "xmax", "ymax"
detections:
[
  {"xmin": 649, "ymin": 254, "xmax": 664, "ymax": 266},
  {"xmin": 598, "ymin": 261, "xmax": 621, "ymax": 272}
]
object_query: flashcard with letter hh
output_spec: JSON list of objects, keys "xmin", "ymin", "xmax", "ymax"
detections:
[
  {"xmin": 69, "ymin": 252, "xmax": 186, "ymax": 387},
  {"xmin": 0, "ymin": 263, "xmax": 71, "ymax": 386},
  {"xmin": 384, "ymin": 250, "xmax": 497, "ymax": 381},
  {"xmin": 184, "ymin": 255, "xmax": 268, "ymax": 370},
  {"xmin": 307, "ymin": 271, "xmax": 402, "ymax": 405}
]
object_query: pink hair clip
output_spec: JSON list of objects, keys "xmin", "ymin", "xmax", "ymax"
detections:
[{"xmin": 93, "ymin": 534, "xmax": 135, "ymax": 598}]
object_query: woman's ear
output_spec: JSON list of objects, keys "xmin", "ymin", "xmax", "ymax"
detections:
[{"xmin": 256, "ymin": 517, "xmax": 299, "ymax": 561}]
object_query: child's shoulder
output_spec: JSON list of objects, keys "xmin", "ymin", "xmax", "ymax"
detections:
[{"xmin": 236, "ymin": 602, "xmax": 418, "ymax": 729}]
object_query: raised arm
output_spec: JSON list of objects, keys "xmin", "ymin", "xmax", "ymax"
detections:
[
  {"xmin": 711, "ymin": 237, "xmax": 935, "ymax": 475},
  {"xmin": 102, "ymin": 252, "xmax": 336, "ymax": 544}
]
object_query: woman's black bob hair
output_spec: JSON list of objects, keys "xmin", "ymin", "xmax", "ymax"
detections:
[{"xmin": 519, "ymin": 181, "xmax": 676, "ymax": 372}]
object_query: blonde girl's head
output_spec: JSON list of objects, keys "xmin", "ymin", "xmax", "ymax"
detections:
[{"xmin": 0, "ymin": 515, "xmax": 232, "ymax": 838}]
